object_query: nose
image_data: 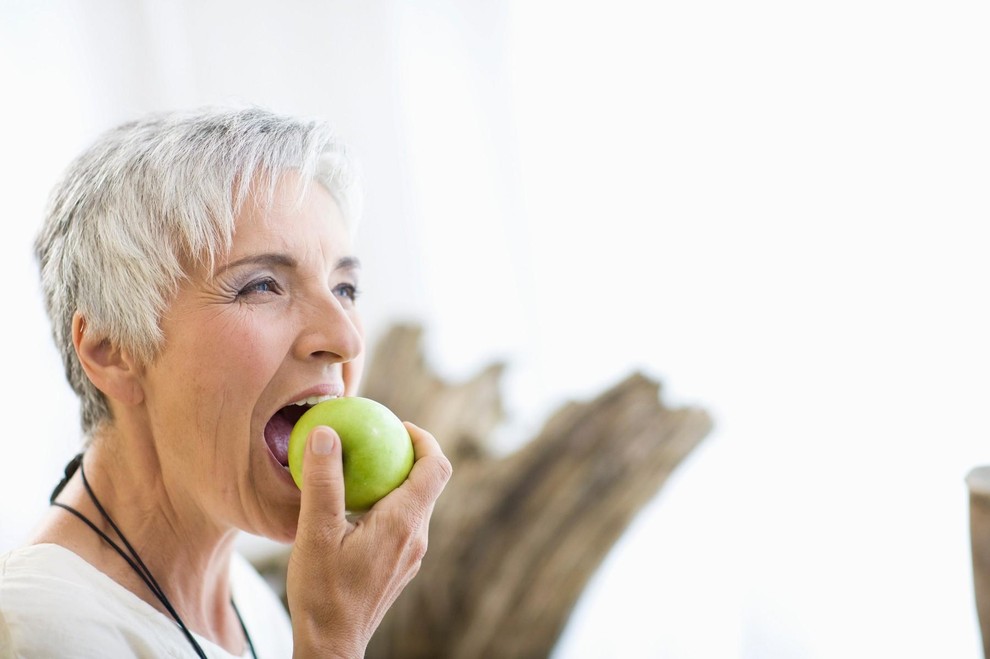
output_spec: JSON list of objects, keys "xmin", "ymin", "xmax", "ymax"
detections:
[{"xmin": 294, "ymin": 291, "xmax": 364, "ymax": 364}]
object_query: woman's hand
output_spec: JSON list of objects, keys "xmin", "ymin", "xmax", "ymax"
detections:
[{"xmin": 286, "ymin": 422, "xmax": 452, "ymax": 658}]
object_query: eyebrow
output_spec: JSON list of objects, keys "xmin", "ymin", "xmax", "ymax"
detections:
[
  {"xmin": 335, "ymin": 256, "xmax": 362, "ymax": 272},
  {"xmin": 217, "ymin": 253, "xmax": 362, "ymax": 275}
]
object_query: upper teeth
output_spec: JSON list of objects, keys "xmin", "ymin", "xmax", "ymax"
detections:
[{"xmin": 291, "ymin": 394, "xmax": 339, "ymax": 406}]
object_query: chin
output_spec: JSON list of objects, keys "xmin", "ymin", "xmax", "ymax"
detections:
[
  {"xmin": 235, "ymin": 499, "xmax": 300, "ymax": 545},
  {"xmin": 240, "ymin": 525, "xmax": 297, "ymax": 547},
  {"xmin": 258, "ymin": 529, "xmax": 296, "ymax": 546},
  {"xmin": 256, "ymin": 509, "xmax": 301, "ymax": 545}
]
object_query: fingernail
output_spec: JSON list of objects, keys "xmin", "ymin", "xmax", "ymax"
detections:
[{"xmin": 311, "ymin": 427, "xmax": 335, "ymax": 455}]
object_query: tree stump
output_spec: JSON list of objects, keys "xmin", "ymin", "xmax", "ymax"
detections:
[
  {"xmin": 968, "ymin": 466, "xmax": 990, "ymax": 658},
  {"xmin": 252, "ymin": 322, "xmax": 713, "ymax": 658}
]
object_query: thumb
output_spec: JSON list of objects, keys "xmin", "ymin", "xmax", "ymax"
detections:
[{"xmin": 297, "ymin": 425, "xmax": 347, "ymax": 533}]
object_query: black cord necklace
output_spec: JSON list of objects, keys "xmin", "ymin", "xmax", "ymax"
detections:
[{"xmin": 50, "ymin": 453, "xmax": 258, "ymax": 659}]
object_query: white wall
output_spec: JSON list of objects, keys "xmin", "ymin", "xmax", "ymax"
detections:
[{"xmin": 2, "ymin": 1, "xmax": 989, "ymax": 657}]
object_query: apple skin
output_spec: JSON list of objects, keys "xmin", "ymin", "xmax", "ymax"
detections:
[{"xmin": 287, "ymin": 396, "xmax": 414, "ymax": 512}]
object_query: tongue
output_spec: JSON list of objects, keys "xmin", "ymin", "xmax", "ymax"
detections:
[{"xmin": 264, "ymin": 407, "xmax": 307, "ymax": 466}]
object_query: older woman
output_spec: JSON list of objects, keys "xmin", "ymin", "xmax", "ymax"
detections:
[{"xmin": 0, "ymin": 107, "xmax": 452, "ymax": 657}]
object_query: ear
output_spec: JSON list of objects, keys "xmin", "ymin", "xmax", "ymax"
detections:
[{"xmin": 72, "ymin": 312, "xmax": 145, "ymax": 407}]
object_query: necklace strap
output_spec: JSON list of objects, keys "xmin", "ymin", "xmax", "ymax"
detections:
[
  {"xmin": 49, "ymin": 452, "xmax": 82, "ymax": 504},
  {"xmin": 51, "ymin": 454, "xmax": 258, "ymax": 658},
  {"xmin": 77, "ymin": 461, "xmax": 170, "ymax": 606},
  {"xmin": 232, "ymin": 599, "xmax": 258, "ymax": 659}
]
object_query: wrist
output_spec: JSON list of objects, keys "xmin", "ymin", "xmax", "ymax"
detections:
[{"xmin": 292, "ymin": 616, "xmax": 366, "ymax": 659}]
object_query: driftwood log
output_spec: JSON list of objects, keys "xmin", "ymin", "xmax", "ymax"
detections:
[
  {"xmin": 968, "ymin": 466, "xmax": 990, "ymax": 658},
  {"xmin": 254, "ymin": 323, "xmax": 713, "ymax": 658}
]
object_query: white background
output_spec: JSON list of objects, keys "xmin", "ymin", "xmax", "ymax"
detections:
[{"xmin": 2, "ymin": 1, "xmax": 989, "ymax": 657}]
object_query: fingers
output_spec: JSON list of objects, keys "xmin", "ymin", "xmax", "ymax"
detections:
[
  {"xmin": 393, "ymin": 422, "xmax": 453, "ymax": 513},
  {"xmin": 406, "ymin": 421, "xmax": 453, "ymax": 480},
  {"xmin": 297, "ymin": 425, "xmax": 347, "ymax": 538},
  {"xmin": 285, "ymin": 420, "xmax": 450, "ymax": 657}
]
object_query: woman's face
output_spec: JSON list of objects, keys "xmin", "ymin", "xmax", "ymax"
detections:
[{"xmin": 138, "ymin": 171, "xmax": 364, "ymax": 542}]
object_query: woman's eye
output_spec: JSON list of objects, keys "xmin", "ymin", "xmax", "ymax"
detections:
[
  {"xmin": 334, "ymin": 283, "xmax": 360, "ymax": 303},
  {"xmin": 237, "ymin": 277, "xmax": 280, "ymax": 298}
]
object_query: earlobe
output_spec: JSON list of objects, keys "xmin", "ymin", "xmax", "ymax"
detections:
[{"xmin": 72, "ymin": 312, "xmax": 145, "ymax": 406}]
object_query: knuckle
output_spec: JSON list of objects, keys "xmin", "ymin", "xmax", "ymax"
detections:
[
  {"xmin": 430, "ymin": 453, "xmax": 454, "ymax": 485},
  {"xmin": 409, "ymin": 535, "xmax": 428, "ymax": 565},
  {"xmin": 304, "ymin": 468, "xmax": 337, "ymax": 491},
  {"xmin": 404, "ymin": 558, "xmax": 424, "ymax": 586},
  {"xmin": 385, "ymin": 516, "xmax": 427, "ymax": 559},
  {"xmin": 294, "ymin": 523, "xmax": 334, "ymax": 554}
]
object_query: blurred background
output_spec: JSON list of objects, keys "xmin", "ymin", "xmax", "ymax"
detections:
[{"xmin": 2, "ymin": 1, "xmax": 989, "ymax": 657}]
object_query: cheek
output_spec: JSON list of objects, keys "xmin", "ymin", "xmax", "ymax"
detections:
[
  {"xmin": 164, "ymin": 318, "xmax": 285, "ymax": 409},
  {"xmin": 215, "ymin": 323, "xmax": 287, "ymax": 392}
]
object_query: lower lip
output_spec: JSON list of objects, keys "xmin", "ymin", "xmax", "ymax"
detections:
[{"xmin": 264, "ymin": 443, "xmax": 300, "ymax": 490}]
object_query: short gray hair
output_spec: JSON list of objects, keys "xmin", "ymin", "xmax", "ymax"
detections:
[{"xmin": 34, "ymin": 106, "xmax": 362, "ymax": 436}]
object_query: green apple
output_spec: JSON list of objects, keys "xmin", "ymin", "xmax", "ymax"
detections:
[{"xmin": 288, "ymin": 396, "xmax": 414, "ymax": 512}]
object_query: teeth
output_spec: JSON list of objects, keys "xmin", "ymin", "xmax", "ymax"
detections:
[{"xmin": 291, "ymin": 394, "xmax": 338, "ymax": 407}]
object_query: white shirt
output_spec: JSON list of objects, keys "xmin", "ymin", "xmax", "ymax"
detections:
[{"xmin": 0, "ymin": 543, "xmax": 293, "ymax": 658}]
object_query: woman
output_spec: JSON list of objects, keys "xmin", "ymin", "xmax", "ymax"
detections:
[{"xmin": 0, "ymin": 107, "xmax": 452, "ymax": 657}]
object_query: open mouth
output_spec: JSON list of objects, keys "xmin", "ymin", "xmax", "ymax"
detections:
[{"xmin": 264, "ymin": 395, "xmax": 338, "ymax": 467}]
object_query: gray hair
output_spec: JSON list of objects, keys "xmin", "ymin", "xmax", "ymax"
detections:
[{"xmin": 34, "ymin": 106, "xmax": 362, "ymax": 436}]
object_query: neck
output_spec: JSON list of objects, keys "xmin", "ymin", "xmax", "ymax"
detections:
[{"xmin": 37, "ymin": 428, "xmax": 246, "ymax": 653}]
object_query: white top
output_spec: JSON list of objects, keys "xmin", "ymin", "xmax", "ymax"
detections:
[{"xmin": 0, "ymin": 543, "xmax": 293, "ymax": 658}]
